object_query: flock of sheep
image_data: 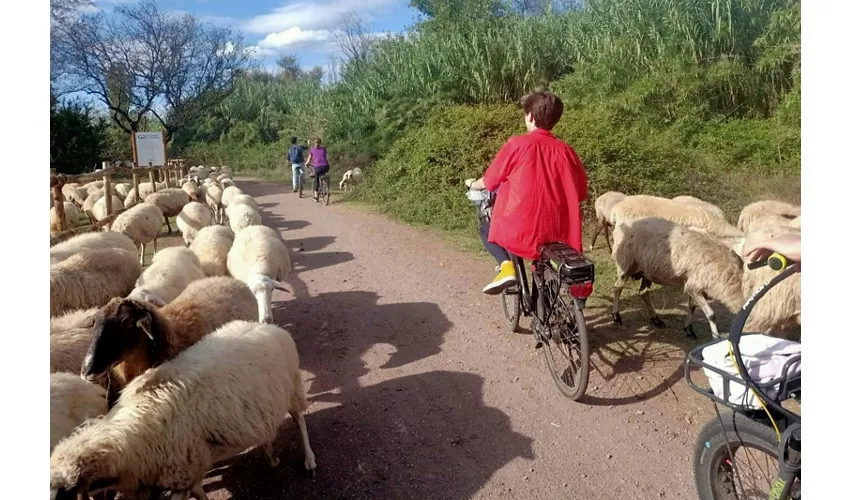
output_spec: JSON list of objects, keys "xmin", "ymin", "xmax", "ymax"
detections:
[
  {"xmin": 49, "ymin": 166, "xmax": 315, "ymax": 500},
  {"xmin": 590, "ymin": 192, "xmax": 801, "ymax": 339}
]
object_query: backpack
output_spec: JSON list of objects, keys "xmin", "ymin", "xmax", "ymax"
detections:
[{"xmin": 288, "ymin": 145, "xmax": 304, "ymax": 164}]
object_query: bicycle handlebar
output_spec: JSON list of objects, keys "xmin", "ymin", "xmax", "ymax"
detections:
[{"xmin": 745, "ymin": 252, "xmax": 797, "ymax": 272}]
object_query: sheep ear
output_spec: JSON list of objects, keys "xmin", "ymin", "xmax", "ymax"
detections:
[{"xmin": 137, "ymin": 314, "xmax": 154, "ymax": 341}]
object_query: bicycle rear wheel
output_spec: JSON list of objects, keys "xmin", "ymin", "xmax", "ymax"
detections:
[
  {"xmin": 539, "ymin": 267, "xmax": 590, "ymax": 401},
  {"xmin": 693, "ymin": 410, "xmax": 799, "ymax": 500},
  {"xmin": 298, "ymin": 170, "xmax": 303, "ymax": 198},
  {"xmin": 320, "ymin": 178, "xmax": 330, "ymax": 205},
  {"xmin": 501, "ymin": 286, "xmax": 521, "ymax": 332}
]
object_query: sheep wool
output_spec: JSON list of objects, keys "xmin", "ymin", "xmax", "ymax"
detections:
[
  {"xmin": 50, "ymin": 321, "xmax": 315, "ymax": 500},
  {"xmin": 228, "ymin": 194, "xmax": 259, "ymax": 211},
  {"xmin": 82, "ymin": 191, "xmax": 105, "ymax": 213},
  {"xmin": 672, "ymin": 195, "xmax": 726, "ymax": 221},
  {"xmin": 50, "ymin": 373, "xmax": 107, "ymax": 452},
  {"xmin": 50, "ymin": 232, "xmax": 137, "ymax": 265},
  {"xmin": 221, "ymin": 185, "xmax": 244, "ymax": 207},
  {"xmin": 50, "ymin": 202, "xmax": 80, "ymax": 234},
  {"xmin": 610, "ymin": 194, "xmax": 743, "ymax": 242},
  {"xmin": 227, "ymin": 225, "xmax": 292, "ymax": 323},
  {"xmin": 145, "ymin": 189, "xmax": 191, "ymax": 234},
  {"xmin": 50, "ymin": 309, "xmax": 97, "ymax": 374},
  {"xmin": 127, "ymin": 246, "xmax": 205, "ymax": 306},
  {"xmin": 737, "ymin": 200, "xmax": 801, "ymax": 233},
  {"xmin": 113, "ymin": 183, "xmax": 133, "ymax": 201},
  {"xmin": 176, "ymin": 201, "xmax": 214, "ymax": 245},
  {"xmin": 91, "ymin": 195, "xmax": 124, "ymax": 222},
  {"xmin": 190, "ymin": 225, "xmax": 235, "ymax": 276},
  {"xmin": 181, "ymin": 180, "xmax": 202, "ymax": 202},
  {"xmin": 50, "ymin": 248, "xmax": 142, "ymax": 317},
  {"xmin": 227, "ymin": 203, "xmax": 262, "ymax": 234},
  {"xmin": 111, "ymin": 201, "xmax": 164, "ymax": 265},
  {"xmin": 589, "ymin": 191, "xmax": 626, "ymax": 251}
]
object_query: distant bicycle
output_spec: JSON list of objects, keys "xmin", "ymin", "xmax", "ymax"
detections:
[
  {"xmin": 305, "ymin": 166, "xmax": 330, "ymax": 205},
  {"xmin": 685, "ymin": 253, "xmax": 801, "ymax": 500}
]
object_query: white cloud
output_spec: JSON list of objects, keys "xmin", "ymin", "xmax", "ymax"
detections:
[
  {"xmin": 257, "ymin": 27, "xmax": 333, "ymax": 49},
  {"xmin": 242, "ymin": 0, "xmax": 401, "ymax": 34}
]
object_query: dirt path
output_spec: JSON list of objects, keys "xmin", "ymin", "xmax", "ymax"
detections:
[{"xmin": 204, "ymin": 179, "xmax": 713, "ymax": 500}]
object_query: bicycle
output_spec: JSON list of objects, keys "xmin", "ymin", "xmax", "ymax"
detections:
[
  {"xmin": 305, "ymin": 166, "xmax": 331, "ymax": 205},
  {"xmin": 467, "ymin": 187, "xmax": 596, "ymax": 401},
  {"xmin": 295, "ymin": 164, "xmax": 305, "ymax": 198},
  {"xmin": 685, "ymin": 253, "xmax": 801, "ymax": 500}
]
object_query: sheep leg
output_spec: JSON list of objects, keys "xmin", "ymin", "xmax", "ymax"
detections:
[
  {"xmin": 589, "ymin": 217, "xmax": 604, "ymax": 251},
  {"xmin": 638, "ymin": 278, "xmax": 665, "ymax": 328},
  {"xmin": 139, "ymin": 243, "xmax": 146, "ymax": 266},
  {"xmin": 683, "ymin": 295, "xmax": 698, "ymax": 339},
  {"xmin": 291, "ymin": 410, "xmax": 317, "ymax": 473},
  {"xmin": 604, "ymin": 223, "xmax": 613, "ymax": 252},
  {"xmin": 153, "ymin": 237, "xmax": 158, "ymax": 256},
  {"xmin": 691, "ymin": 292, "xmax": 721, "ymax": 339},
  {"xmin": 164, "ymin": 217, "xmax": 173, "ymax": 234},
  {"xmin": 611, "ymin": 272, "xmax": 629, "ymax": 325},
  {"xmin": 264, "ymin": 441, "xmax": 281, "ymax": 468}
]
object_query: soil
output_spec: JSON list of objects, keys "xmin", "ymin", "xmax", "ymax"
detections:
[{"xmin": 194, "ymin": 179, "xmax": 717, "ymax": 500}]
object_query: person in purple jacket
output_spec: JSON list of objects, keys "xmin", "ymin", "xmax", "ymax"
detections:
[{"xmin": 305, "ymin": 138, "xmax": 330, "ymax": 202}]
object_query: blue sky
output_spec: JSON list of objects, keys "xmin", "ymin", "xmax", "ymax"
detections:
[{"xmin": 88, "ymin": 0, "xmax": 422, "ymax": 73}]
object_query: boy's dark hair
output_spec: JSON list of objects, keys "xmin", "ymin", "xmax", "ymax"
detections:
[
  {"xmin": 521, "ymin": 91, "xmax": 563, "ymax": 130},
  {"xmin": 291, "ymin": 136, "xmax": 297, "ymax": 144}
]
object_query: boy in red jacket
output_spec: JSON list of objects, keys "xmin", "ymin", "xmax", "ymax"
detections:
[{"xmin": 465, "ymin": 91, "xmax": 588, "ymax": 295}]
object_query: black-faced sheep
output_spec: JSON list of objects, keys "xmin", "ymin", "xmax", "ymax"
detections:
[
  {"xmin": 82, "ymin": 276, "xmax": 257, "ymax": 405},
  {"xmin": 50, "ymin": 321, "xmax": 315, "ymax": 500}
]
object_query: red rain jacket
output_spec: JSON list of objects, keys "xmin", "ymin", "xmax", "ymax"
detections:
[{"xmin": 483, "ymin": 128, "xmax": 588, "ymax": 260}]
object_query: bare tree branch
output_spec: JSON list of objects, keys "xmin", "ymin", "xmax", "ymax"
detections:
[{"xmin": 334, "ymin": 13, "xmax": 376, "ymax": 64}]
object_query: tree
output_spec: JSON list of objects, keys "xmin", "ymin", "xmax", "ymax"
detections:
[
  {"xmin": 334, "ymin": 13, "xmax": 376, "ymax": 64},
  {"xmin": 276, "ymin": 55, "xmax": 304, "ymax": 81},
  {"xmin": 50, "ymin": 0, "xmax": 95, "ymax": 86},
  {"xmin": 50, "ymin": 93, "xmax": 106, "ymax": 174},
  {"xmin": 52, "ymin": 0, "xmax": 251, "ymax": 143}
]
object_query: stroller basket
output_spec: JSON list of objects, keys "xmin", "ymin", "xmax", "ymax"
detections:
[{"xmin": 685, "ymin": 336, "xmax": 801, "ymax": 412}]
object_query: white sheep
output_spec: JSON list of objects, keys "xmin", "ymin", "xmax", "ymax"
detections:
[
  {"xmin": 181, "ymin": 179, "xmax": 202, "ymax": 202},
  {"xmin": 82, "ymin": 277, "xmax": 259, "ymax": 404},
  {"xmin": 82, "ymin": 180, "xmax": 104, "ymax": 195},
  {"xmin": 221, "ymin": 185, "xmax": 244, "ymax": 207},
  {"xmin": 204, "ymin": 183, "xmax": 225, "ymax": 224},
  {"xmin": 188, "ymin": 165, "xmax": 210, "ymax": 180},
  {"xmin": 50, "ymin": 308, "xmax": 97, "ymax": 374},
  {"xmin": 50, "ymin": 232, "xmax": 137, "ymax": 265},
  {"xmin": 190, "ymin": 225, "xmax": 235, "ymax": 276},
  {"xmin": 228, "ymin": 193, "xmax": 259, "ymax": 211},
  {"xmin": 61, "ymin": 184, "xmax": 87, "ymax": 207},
  {"xmin": 736, "ymin": 200, "xmax": 801, "ymax": 233},
  {"xmin": 220, "ymin": 177, "xmax": 236, "ymax": 189},
  {"xmin": 50, "ymin": 320, "xmax": 316, "ymax": 500},
  {"xmin": 122, "ymin": 182, "xmax": 158, "ymax": 206},
  {"xmin": 50, "ymin": 373, "xmax": 107, "ymax": 452},
  {"xmin": 110, "ymin": 201, "xmax": 165, "ymax": 266},
  {"xmin": 145, "ymin": 188, "xmax": 191, "ymax": 234},
  {"xmin": 50, "ymin": 248, "xmax": 142, "ymax": 317},
  {"xmin": 176, "ymin": 201, "xmax": 214, "ymax": 245},
  {"xmin": 50, "ymin": 202, "xmax": 80, "ymax": 234},
  {"xmin": 610, "ymin": 194, "xmax": 743, "ymax": 249},
  {"xmin": 611, "ymin": 217, "xmax": 800, "ymax": 339},
  {"xmin": 113, "ymin": 183, "xmax": 133, "ymax": 201},
  {"xmin": 226, "ymin": 203, "xmax": 262, "ymax": 234},
  {"xmin": 227, "ymin": 225, "xmax": 292, "ymax": 323},
  {"xmin": 126, "ymin": 247, "xmax": 206, "ymax": 306},
  {"xmin": 588, "ymin": 191, "xmax": 626, "ymax": 251},
  {"xmin": 672, "ymin": 195, "xmax": 726, "ymax": 221},
  {"xmin": 82, "ymin": 190, "xmax": 104, "ymax": 214},
  {"xmin": 90, "ymin": 195, "xmax": 124, "ymax": 222},
  {"xmin": 338, "ymin": 167, "xmax": 363, "ymax": 191}
]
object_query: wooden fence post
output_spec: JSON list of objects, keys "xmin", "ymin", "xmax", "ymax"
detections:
[
  {"xmin": 52, "ymin": 184, "xmax": 68, "ymax": 231},
  {"xmin": 148, "ymin": 162, "xmax": 157, "ymax": 193},
  {"xmin": 102, "ymin": 161, "xmax": 113, "ymax": 230}
]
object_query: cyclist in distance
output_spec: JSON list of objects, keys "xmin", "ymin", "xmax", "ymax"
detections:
[
  {"xmin": 464, "ymin": 91, "xmax": 589, "ymax": 295},
  {"xmin": 305, "ymin": 137, "xmax": 330, "ymax": 202},
  {"xmin": 288, "ymin": 136, "xmax": 305, "ymax": 193}
]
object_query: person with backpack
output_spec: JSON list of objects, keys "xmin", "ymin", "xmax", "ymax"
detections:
[{"xmin": 288, "ymin": 136, "xmax": 305, "ymax": 193}]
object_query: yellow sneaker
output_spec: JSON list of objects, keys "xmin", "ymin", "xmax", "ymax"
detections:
[{"xmin": 483, "ymin": 260, "xmax": 518, "ymax": 295}]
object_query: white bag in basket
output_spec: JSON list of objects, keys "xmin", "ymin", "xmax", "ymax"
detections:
[{"xmin": 701, "ymin": 334, "xmax": 801, "ymax": 410}]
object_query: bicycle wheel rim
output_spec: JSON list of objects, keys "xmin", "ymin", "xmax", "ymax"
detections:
[{"xmin": 707, "ymin": 439, "xmax": 791, "ymax": 500}]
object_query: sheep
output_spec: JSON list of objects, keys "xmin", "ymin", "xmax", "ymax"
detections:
[
  {"xmin": 220, "ymin": 177, "xmax": 236, "ymax": 189},
  {"xmin": 113, "ymin": 183, "xmax": 133, "ymax": 201},
  {"xmin": 227, "ymin": 203, "xmax": 262, "ymax": 234},
  {"xmin": 50, "ymin": 373, "xmax": 107, "ymax": 453},
  {"xmin": 126, "ymin": 247, "xmax": 206, "ymax": 307},
  {"xmin": 81, "ymin": 190, "xmax": 104, "ymax": 213},
  {"xmin": 176, "ymin": 201, "xmax": 214, "ymax": 245},
  {"xmin": 50, "ymin": 320, "xmax": 316, "ymax": 500},
  {"xmin": 188, "ymin": 165, "xmax": 210, "ymax": 180},
  {"xmin": 745, "ymin": 213, "xmax": 801, "ymax": 234},
  {"xmin": 588, "ymin": 191, "xmax": 626, "ymax": 251},
  {"xmin": 228, "ymin": 193, "xmax": 260, "ymax": 211},
  {"xmin": 145, "ymin": 188, "xmax": 191, "ymax": 234},
  {"xmin": 50, "ymin": 202, "xmax": 80, "ymax": 234},
  {"xmin": 82, "ymin": 180, "xmax": 104, "ymax": 195},
  {"xmin": 50, "ymin": 232, "xmax": 137, "ymax": 265},
  {"xmin": 610, "ymin": 217, "xmax": 746, "ymax": 339},
  {"xmin": 61, "ymin": 184, "xmax": 87, "ymax": 207},
  {"xmin": 50, "ymin": 309, "xmax": 97, "ymax": 374},
  {"xmin": 609, "ymin": 194, "xmax": 743, "ymax": 250},
  {"xmin": 338, "ymin": 167, "xmax": 363, "ymax": 191},
  {"xmin": 90, "ymin": 195, "xmax": 124, "ymax": 222},
  {"xmin": 221, "ymin": 185, "xmax": 244, "ymax": 207},
  {"xmin": 110, "ymin": 202, "xmax": 165, "ymax": 266},
  {"xmin": 736, "ymin": 200, "xmax": 801, "ymax": 233},
  {"xmin": 610, "ymin": 217, "xmax": 800, "ymax": 339},
  {"xmin": 672, "ymin": 195, "xmax": 726, "ymax": 221},
  {"xmin": 227, "ymin": 225, "xmax": 292, "ymax": 323},
  {"xmin": 50, "ymin": 248, "xmax": 142, "ymax": 317},
  {"xmin": 81, "ymin": 276, "xmax": 257, "ymax": 405},
  {"xmin": 190, "ymin": 225, "xmax": 235, "ymax": 276},
  {"xmin": 181, "ymin": 179, "xmax": 202, "ymax": 202},
  {"xmin": 204, "ymin": 182, "xmax": 224, "ymax": 223},
  {"xmin": 122, "ymin": 182, "xmax": 158, "ymax": 206}
]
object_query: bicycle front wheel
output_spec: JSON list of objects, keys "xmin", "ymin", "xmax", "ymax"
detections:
[
  {"xmin": 539, "ymin": 269, "xmax": 589, "ymax": 400},
  {"xmin": 298, "ymin": 172, "xmax": 303, "ymax": 198},
  {"xmin": 693, "ymin": 410, "xmax": 798, "ymax": 500}
]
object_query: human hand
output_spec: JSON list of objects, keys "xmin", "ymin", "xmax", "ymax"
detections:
[
  {"xmin": 742, "ymin": 233, "xmax": 801, "ymax": 266},
  {"xmin": 464, "ymin": 178, "xmax": 475, "ymax": 188}
]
